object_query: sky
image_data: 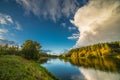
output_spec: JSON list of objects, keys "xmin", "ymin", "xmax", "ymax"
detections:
[
  {"xmin": 71, "ymin": 0, "xmax": 120, "ymax": 47},
  {"xmin": 0, "ymin": 0, "xmax": 120, "ymax": 54}
]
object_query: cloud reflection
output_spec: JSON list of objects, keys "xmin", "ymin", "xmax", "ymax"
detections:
[{"xmin": 79, "ymin": 67, "xmax": 120, "ymax": 80}]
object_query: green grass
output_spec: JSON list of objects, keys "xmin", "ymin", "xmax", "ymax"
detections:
[{"xmin": 0, "ymin": 55, "xmax": 58, "ymax": 80}]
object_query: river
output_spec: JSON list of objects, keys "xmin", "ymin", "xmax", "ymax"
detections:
[{"xmin": 41, "ymin": 58, "xmax": 120, "ymax": 80}]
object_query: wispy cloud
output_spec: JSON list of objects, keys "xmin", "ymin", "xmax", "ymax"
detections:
[
  {"xmin": 0, "ymin": 17, "xmax": 6, "ymax": 24},
  {"xmin": 0, "ymin": 29, "xmax": 8, "ymax": 33},
  {"xmin": 0, "ymin": 39, "xmax": 16, "ymax": 45},
  {"xmin": 68, "ymin": 26, "xmax": 76, "ymax": 31},
  {"xmin": 71, "ymin": 0, "xmax": 120, "ymax": 47},
  {"xmin": 5, "ymin": 15, "xmax": 13, "ymax": 24},
  {"xmin": 61, "ymin": 49, "xmax": 69, "ymax": 53},
  {"xmin": 42, "ymin": 49, "xmax": 52, "ymax": 53},
  {"xmin": 0, "ymin": 13, "xmax": 13, "ymax": 24},
  {"xmin": 61, "ymin": 23, "xmax": 66, "ymax": 27},
  {"xmin": 0, "ymin": 36, "xmax": 4, "ymax": 39},
  {"xmin": 15, "ymin": 0, "xmax": 84, "ymax": 22},
  {"xmin": 0, "ymin": 13, "xmax": 23, "ymax": 42},
  {"xmin": 67, "ymin": 33, "xmax": 79, "ymax": 40},
  {"xmin": 15, "ymin": 22, "xmax": 22, "ymax": 31}
]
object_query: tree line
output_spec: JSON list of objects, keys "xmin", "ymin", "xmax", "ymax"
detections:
[
  {"xmin": 0, "ymin": 40, "xmax": 49, "ymax": 61},
  {"xmin": 61, "ymin": 41, "xmax": 120, "ymax": 58}
]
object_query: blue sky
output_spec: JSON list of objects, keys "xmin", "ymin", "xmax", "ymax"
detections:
[
  {"xmin": 1, "ymin": 0, "xmax": 119, "ymax": 54},
  {"xmin": 0, "ymin": 0, "xmax": 88, "ymax": 54}
]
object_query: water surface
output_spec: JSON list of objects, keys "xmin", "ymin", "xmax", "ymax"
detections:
[{"xmin": 41, "ymin": 58, "xmax": 120, "ymax": 80}]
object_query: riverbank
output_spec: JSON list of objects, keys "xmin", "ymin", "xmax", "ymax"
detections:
[{"xmin": 0, "ymin": 55, "xmax": 58, "ymax": 80}]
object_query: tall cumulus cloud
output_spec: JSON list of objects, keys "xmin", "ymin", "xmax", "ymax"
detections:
[{"xmin": 71, "ymin": 0, "xmax": 120, "ymax": 47}]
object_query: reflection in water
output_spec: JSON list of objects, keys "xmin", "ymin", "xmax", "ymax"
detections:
[
  {"xmin": 69, "ymin": 58, "xmax": 120, "ymax": 73},
  {"xmin": 41, "ymin": 58, "xmax": 120, "ymax": 80},
  {"xmin": 69, "ymin": 58, "xmax": 120, "ymax": 80},
  {"xmin": 41, "ymin": 59, "xmax": 86, "ymax": 80},
  {"xmin": 79, "ymin": 67, "xmax": 120, "ymax": 80}
]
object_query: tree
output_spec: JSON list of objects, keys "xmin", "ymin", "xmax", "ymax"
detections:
[
  {"xmin": 8, "ymin": 45, "xmax": 19, "ymax": 55},
  {"xmin": 21, "ymin": 40, "xmax": 41, "ymax": 60}
]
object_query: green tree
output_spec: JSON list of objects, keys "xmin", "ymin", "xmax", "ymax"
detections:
[
  {"xmin": 21, "ymin": 40, "xmax": 41, "ymax": 60},
  {"xmin": 8, "ymin": 45, "xmax": 19, "ymax": 55}
]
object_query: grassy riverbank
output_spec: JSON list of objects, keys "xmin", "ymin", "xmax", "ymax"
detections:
[{"xmin": 0, "ymin": 55, "xmax": 58, "ymax": 80}]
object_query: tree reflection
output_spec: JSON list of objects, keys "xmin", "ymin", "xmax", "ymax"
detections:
[{"xmin": 68, "ymin": 58, "xmax": 120, "ymax": 73}]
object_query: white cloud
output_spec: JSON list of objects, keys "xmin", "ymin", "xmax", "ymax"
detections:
[
  {"xmin": 5, "ymin": 15, "xmax": 13, "ymax": 24},
  {"xmin": 0, "ymin": 13, "xmax": 23, "ymax": 40},
  {"xmin": 16, "ymin": 0, "xmax": 40, "ymax": 16},
  {"xmin": 0, "ymin": 17, "xmax": 6, "ymax": 24},
  {"xmin": 71, "ymin": 0, "xmax": 120, "ymax": 47},
  {"xmin": 0, "ymin": 36, "xmax": 4, "ymax": 39},
  {"xmin": 68, "ymin": 26, "xmax": 76, "ymax": 31},
  {"xmin": 61, "ymin": 0, "xmax": 79, "ymax": 17},
  {"xmin": 0, "ymin": 28, "xmax": 9, "ymax": 40},
  {"xmin": 16, "ymin": 0, "xmax": 81, "ymax": 22},
  {"xmin": 15, "ymin": 22, "xmax": 22, "ymax": 31},
  {"xmin": 0, "ymin": 13, "xmax": 13, "ymax": 24},
  {"xmin": 0, "ymin": 29, "xmax": 8, "ymax": 33},
  {"xmin": 61, "ymin": 23, "xmax": 66, "ymax": 27},
  {"xmin": 10, "ymin": 33, "xmax": 15, "ymax": 37},
  {"xmin": 68, "ymin": 33, "xmax": 79, "ymax": 40}
]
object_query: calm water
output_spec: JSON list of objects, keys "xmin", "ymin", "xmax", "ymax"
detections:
[{"xmin": 41, "ymin": 58, "xmax": 120, "ymax": 80}]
